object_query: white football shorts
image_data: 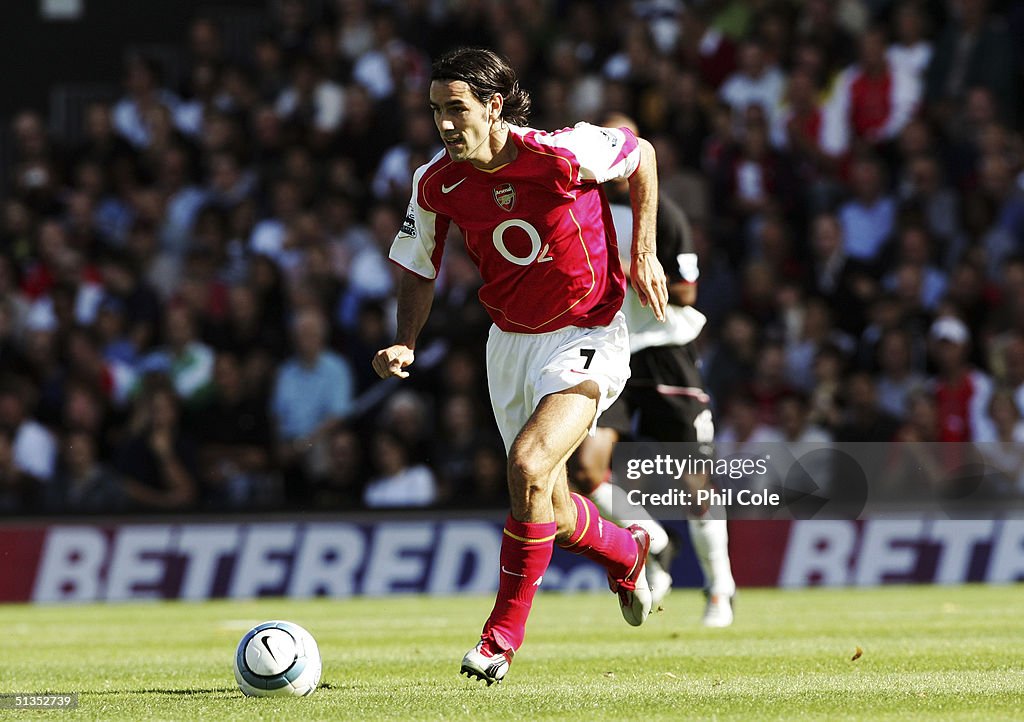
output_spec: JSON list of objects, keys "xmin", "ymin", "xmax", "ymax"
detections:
[{"xmin": 485, "ymin": 311, "xmax": 631, "ymax": 452}]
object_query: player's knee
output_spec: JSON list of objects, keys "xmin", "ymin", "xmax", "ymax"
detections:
[
  {"xmin": 507, "ymin": 446, "xmax": 555, "ymax": 513},
  {"xmin": 507, "ymin": 440, "xmax": 552, "ymax": 487}
]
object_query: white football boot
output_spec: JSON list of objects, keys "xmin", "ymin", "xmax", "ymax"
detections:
[
  {"xmin": 460, "ymin": 641, "xmax": 514, "ymax": 685},
  {"xmin": 608, "ymin": 525, "xmax": 653, "ymax": 626}
]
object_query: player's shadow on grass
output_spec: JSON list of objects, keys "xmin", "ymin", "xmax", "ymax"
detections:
[
  {"xmin": 89, "ymin": 683, "xmax": 335, "ymax": 696},
  {"xmin": 88, "ymin": 688, "xmax": 238, "ymax": 696}
]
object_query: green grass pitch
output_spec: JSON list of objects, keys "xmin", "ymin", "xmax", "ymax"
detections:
[{"xmin": 2, "ymin": 585, "xmax": 1022, "ymax": 721}]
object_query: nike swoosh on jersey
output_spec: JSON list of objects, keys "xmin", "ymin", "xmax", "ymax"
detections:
[
  {"xmin": 500, "ymin": 565, "xmax": 527, "ymax": 578},
  {"xmin": 441, "ymin": 178, "xmax": 467, "ymax": 193}
]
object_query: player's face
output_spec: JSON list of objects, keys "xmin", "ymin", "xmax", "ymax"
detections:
[{"xmin": 429, "ymin": 80, "xmax": 494, "ymax": 164}]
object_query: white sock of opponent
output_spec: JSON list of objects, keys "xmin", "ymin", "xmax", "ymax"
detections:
[
  {"xmin": 687, "ymin": 518, "xmax": 736, "ymax": 597},
  {"xmin": 588, "ymin": 479, "xmax": 669, "ymax": 556}
]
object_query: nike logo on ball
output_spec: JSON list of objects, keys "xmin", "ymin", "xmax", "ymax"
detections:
[
  {"xmin": 260, "ymin": 635, "xmax": 277, "ymax": 661},
  {"xmin": 441, "ymin": 178, "xmax": 466, "ymax": 193}
]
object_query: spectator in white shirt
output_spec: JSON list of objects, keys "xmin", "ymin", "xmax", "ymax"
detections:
[
  {"xmin": 363, "ymin": 430, "xmax": 437, "ymax": 508},
  {"xmin": 719, "ymin": 40, "xmax": 785, "ymax": 134},
  {"xmin": 372, "ymin": 111, "xmax": 441, "ymax": 203},
  {"xmin": 875, "ymin": 328, "xmax": 928, "ymax": 420},
  {"xmin": 112, "ymin": 55, "xmax": 182, "ymax": 149},
  {"xmin": 352, "ymin": 8, "xmax": 426, "ymax": 101},
  {"xmin": 249, "ymin": 178, "xmax": 304, "ymax": 269},
  {"xmin": 275, "ymin": 55, "xmax": 346, "ymax": 142},
  {"xmin": 0, "ymin": 380, "xmax": 57, "ymax": 484},
  {"xmin": 886, "ymin": 1, "xmax": 933, "ymax": 82}
]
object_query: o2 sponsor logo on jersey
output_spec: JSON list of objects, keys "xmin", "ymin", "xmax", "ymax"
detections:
[
  {"xmin": 493, "ymin": 183, "xmax": 516, "ymax": 212},
  {"xmin": 492, "ymin": 219, "xmax": 553, "ymax": 265}
]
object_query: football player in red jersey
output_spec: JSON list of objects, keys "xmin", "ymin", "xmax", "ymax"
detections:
[{"xmin": 373, "ymin": 47, "xmax": 668, "ymax": 685}]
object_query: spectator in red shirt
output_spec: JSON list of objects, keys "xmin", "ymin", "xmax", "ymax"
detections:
[
  {"xmin": 929, "ymin": 315, "xmax": 993, "ymax": 441},
  {"xmin": 823, "ymin": 27, "xmax": 921, "ymax": 157}
]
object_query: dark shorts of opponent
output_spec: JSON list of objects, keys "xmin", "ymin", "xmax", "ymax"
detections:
[{"xmin": 599, "ymin": 343, "xmax": 714, "ymax": 454}]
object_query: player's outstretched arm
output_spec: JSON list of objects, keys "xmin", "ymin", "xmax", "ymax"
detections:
[
  {"xmin": 628, "ymin": 137, "xmax": 668, "ymax": 322},
  {"xmin": 372, "ymin": 272, "xmax": 435, "ymax": 379}
]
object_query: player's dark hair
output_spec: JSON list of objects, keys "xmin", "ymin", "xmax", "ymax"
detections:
[{"xmin": 431, "ymin": 47, "xmax": 531, "ymax": 125}]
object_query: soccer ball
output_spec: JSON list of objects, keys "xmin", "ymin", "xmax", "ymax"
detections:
[{"xmin": 234, "ymin": 620, "xmax": 322, "ymax": 697}]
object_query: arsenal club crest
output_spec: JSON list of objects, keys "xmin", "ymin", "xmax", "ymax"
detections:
[{"xmin": 493, "ymin": 183, "xmax": 516, "ymax": 212}]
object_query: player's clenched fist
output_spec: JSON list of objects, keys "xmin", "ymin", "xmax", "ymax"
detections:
[{"xmin": 372, "ymin": 344, "xmax": 415, "ymax": 379}]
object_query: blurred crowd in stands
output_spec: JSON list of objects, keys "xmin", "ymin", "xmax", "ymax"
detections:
[{"xmin": 4, "ymin": 0, "xmax": 1024, "ymax": 514}]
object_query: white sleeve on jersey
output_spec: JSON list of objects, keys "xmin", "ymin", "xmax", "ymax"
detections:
[
  {"xmin": 534, "ymin": 122, "xmax": 642, "ymax": 184},
  {"xmin": 389, "ymin": 163, "xmax": 445, "ymax": 280}
]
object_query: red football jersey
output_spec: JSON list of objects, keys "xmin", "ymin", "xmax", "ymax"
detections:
[{"xmin": 390, "ymin": 123, "xmax": 641, "ymax": 333}]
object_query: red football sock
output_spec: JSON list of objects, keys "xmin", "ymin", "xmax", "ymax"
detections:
[
  {"xmin": 480, "ymin": 516, "xmax": 556, "ymax": 655},
  {"xmin": 559, "ymin": 492, "xmax": 638, "ymax": 583}
]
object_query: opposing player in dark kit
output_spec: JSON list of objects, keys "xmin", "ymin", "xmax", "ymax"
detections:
[{"xmin": 571, "ymin": 116, "xmax": 735, "ymax": 627}]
